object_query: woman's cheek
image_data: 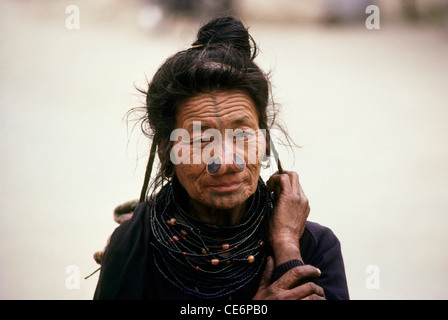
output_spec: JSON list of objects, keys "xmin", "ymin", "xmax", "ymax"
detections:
[
  {"xmin": 174, "ymin": 164, "xmax": 205, "ymax": 194},
  {"xmin": 246, "ymin": 163, "xmax": 261, "ymax": 191}
]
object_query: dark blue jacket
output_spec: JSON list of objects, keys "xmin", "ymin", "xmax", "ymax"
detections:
[{"xmin": 94, "ymin": 202, "xmax": 349, "ymax": 300}]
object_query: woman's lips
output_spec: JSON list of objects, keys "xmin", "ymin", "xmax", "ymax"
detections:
[{"xmin": 208, "ymin": 181, "xmax": 243, "ymax": 192}]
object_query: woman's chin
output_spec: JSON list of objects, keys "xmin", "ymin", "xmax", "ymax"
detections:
[{"xmin": 207, "ymin": 187, "xmax": 250, "ymax": 209}]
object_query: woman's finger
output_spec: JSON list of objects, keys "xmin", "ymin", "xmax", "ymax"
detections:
[
  {"xmin": 284, "ymin": 171, "xmax": 301, "ymax": 194},
  {"xmin": 266, "ymin": 172, "xmax": 292, "ymax": 195},
  {"xmin": 288, "ymin": 282, "xmax": 326, "ymax": 300},
  {"xmin": 257, "ymin": 256, "xmax": 274, "ymax": 290},
  {"xmin": 274, "ymin": 265, "xmax": 321, "ymax": 290}
]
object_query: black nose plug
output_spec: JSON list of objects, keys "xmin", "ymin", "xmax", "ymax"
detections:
[
  {"xmin": 206, "ymin": 155, "xmax": 246, "ymax": 175},
  {"xmin": 207, "ymin": 157, "xmax": 222, "ymax": 175},
  {"xmin": 233, "ymin": 154, "xmax": 245, "ymax": 170}
]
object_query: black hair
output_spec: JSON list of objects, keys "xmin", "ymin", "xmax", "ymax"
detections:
[{"xmin": 129, "ymin": 16, "xmax": 288, "ymax": 201}]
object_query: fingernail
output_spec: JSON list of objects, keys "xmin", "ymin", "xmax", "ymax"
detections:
[{"xmin": 316, "ymin": 268, "xmax": 321, "ymax": 276}]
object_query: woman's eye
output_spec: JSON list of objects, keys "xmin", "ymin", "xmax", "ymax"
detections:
[
  {"xmin": 192, "ymin": 136, "xmax": 213, "ymax": 145},
  {"xmin": 234, "ymin": 131, "xmax": 251, "ymax": 139}
]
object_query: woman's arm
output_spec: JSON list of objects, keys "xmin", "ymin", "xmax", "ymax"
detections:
[
  {"xmin": 266, "ymin": 171, "xmax": 308, "ymax": 265},
  {"xmin": 253, "ymin": 171, "xmax": 325, "ymax": 300}
]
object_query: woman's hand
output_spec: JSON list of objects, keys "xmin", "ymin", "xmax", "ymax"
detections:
[
  {"xmin": 253, "ymin": 256, "xmax": 325, "ymax": 300},
  {"xmin": 266, "ymin": 170, "xmax": 310, "ymax": 265}
]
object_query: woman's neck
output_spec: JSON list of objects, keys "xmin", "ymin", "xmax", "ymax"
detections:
[{"xmin": 188, "ymin": 200, "xmax": 247, "ymax": 226}]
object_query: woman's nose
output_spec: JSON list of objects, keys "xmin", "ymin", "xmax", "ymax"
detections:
[{"xmin": 206, "ymin": 154, "xmax": 246, "ymax": 175}]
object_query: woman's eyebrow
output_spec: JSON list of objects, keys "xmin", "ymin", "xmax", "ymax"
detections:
[
  {"xmin": 186, "ymin": 118, "xmax": 255, "ymax": 132},
  {"xmin": 229, "ymin": 117, "xmax": 257, "ymax": 127},
  {"xmin": 184, "ymin": 112, "xmax": 257, "ymax": 132},
  {"xmin": 185, "ymin": 120, "xmax": 218, "ymax": 133}
]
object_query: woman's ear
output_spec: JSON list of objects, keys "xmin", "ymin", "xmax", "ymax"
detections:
[
  {"xmin": 264, "ymin": 129, "xmax": 271, "ymax": 158},
  {"xmin": 158, "ymin": 138, "xmax": 175, "ymax": 178},
  {"xmin": 163, "ymin": 162, "xmax": 175, "ymax": 179}
]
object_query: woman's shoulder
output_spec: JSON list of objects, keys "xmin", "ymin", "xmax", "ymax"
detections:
[
  {"xmin": 304, "ymin": 221, "xmax": 339, "ymax": 243},
  {"xmin": 106, "ymin": 201, "xmax": 152, "ymax": 251},
  {"xmin": 300, "ymin": 221, "xmax": 343, "ymax": 262},
  {"xmin": 113, "ymin": 200, "xmax": 152, "ymax": 228},
  {"xmin": 94, "ymin": 201, "xmax": 153, "ymax": 299},
  {"xmin": 301, "ymin": 221, "xmax": 349, "ymax": 300}
]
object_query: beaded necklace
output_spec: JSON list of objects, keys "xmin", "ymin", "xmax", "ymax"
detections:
[{"xmin": 149, "ymin": 177, "xmax": 273, "ymax": 299}]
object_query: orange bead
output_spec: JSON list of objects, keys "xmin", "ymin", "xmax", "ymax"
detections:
[
  {"xmin": 169, "ymin": 218, "xmax": 176, "ymax": 226},
  {"xmin": 247, "ymin": 255, "xmax": 255, "ymax": 263},
  {"xmin": 222, "ymin": 243, "xmax": 230, "ymax": 250},
  {"xmin": 211, "ymin": 258, "xmax": 219, "ymax": 265}
]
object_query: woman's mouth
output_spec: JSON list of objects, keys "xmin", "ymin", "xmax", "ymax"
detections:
[{"xmin": 208, "ymin": 181, "xmax": 243, "ymax": 192}]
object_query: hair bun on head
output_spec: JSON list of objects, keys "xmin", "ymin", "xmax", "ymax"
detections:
[{"xmin": 191, "ymin": 16, "xmax": 256, "ymax": 60}]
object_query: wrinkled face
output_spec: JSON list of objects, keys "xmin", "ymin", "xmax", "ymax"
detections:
[{"xmin": 172, "ymin": 91, "xmax": 265, "ymax": 213}]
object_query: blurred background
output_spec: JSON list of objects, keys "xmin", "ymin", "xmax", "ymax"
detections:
[{"xmin": 1, "ymin": 0, "xmax": 447, "ymax": 300}]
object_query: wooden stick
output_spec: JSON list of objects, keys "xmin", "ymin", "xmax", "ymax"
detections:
[
  {"xmin": 84, "ymin": 267, "xmax": 101, "ymax": 280},
  {"xmin": 139, "ymin": 139, "xmax": 158, "ymax": 203},
  {"xmin": 270, "ymin": 141, "xmax": 284, "ymax": 174}
]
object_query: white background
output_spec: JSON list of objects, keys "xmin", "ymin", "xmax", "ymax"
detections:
[{"xmin": 1, "ymin": 0, "xmax": 447, "ymax": 299}]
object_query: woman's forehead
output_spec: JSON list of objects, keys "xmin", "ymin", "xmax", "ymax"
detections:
[{"xmin": 175, "ymin": 91, "xmax": 259, "ymax": 131}]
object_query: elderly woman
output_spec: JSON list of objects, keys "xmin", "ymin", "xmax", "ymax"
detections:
[{"xmin": 93, "ymin": 16, "xmax": 349, "ymax": 300}]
